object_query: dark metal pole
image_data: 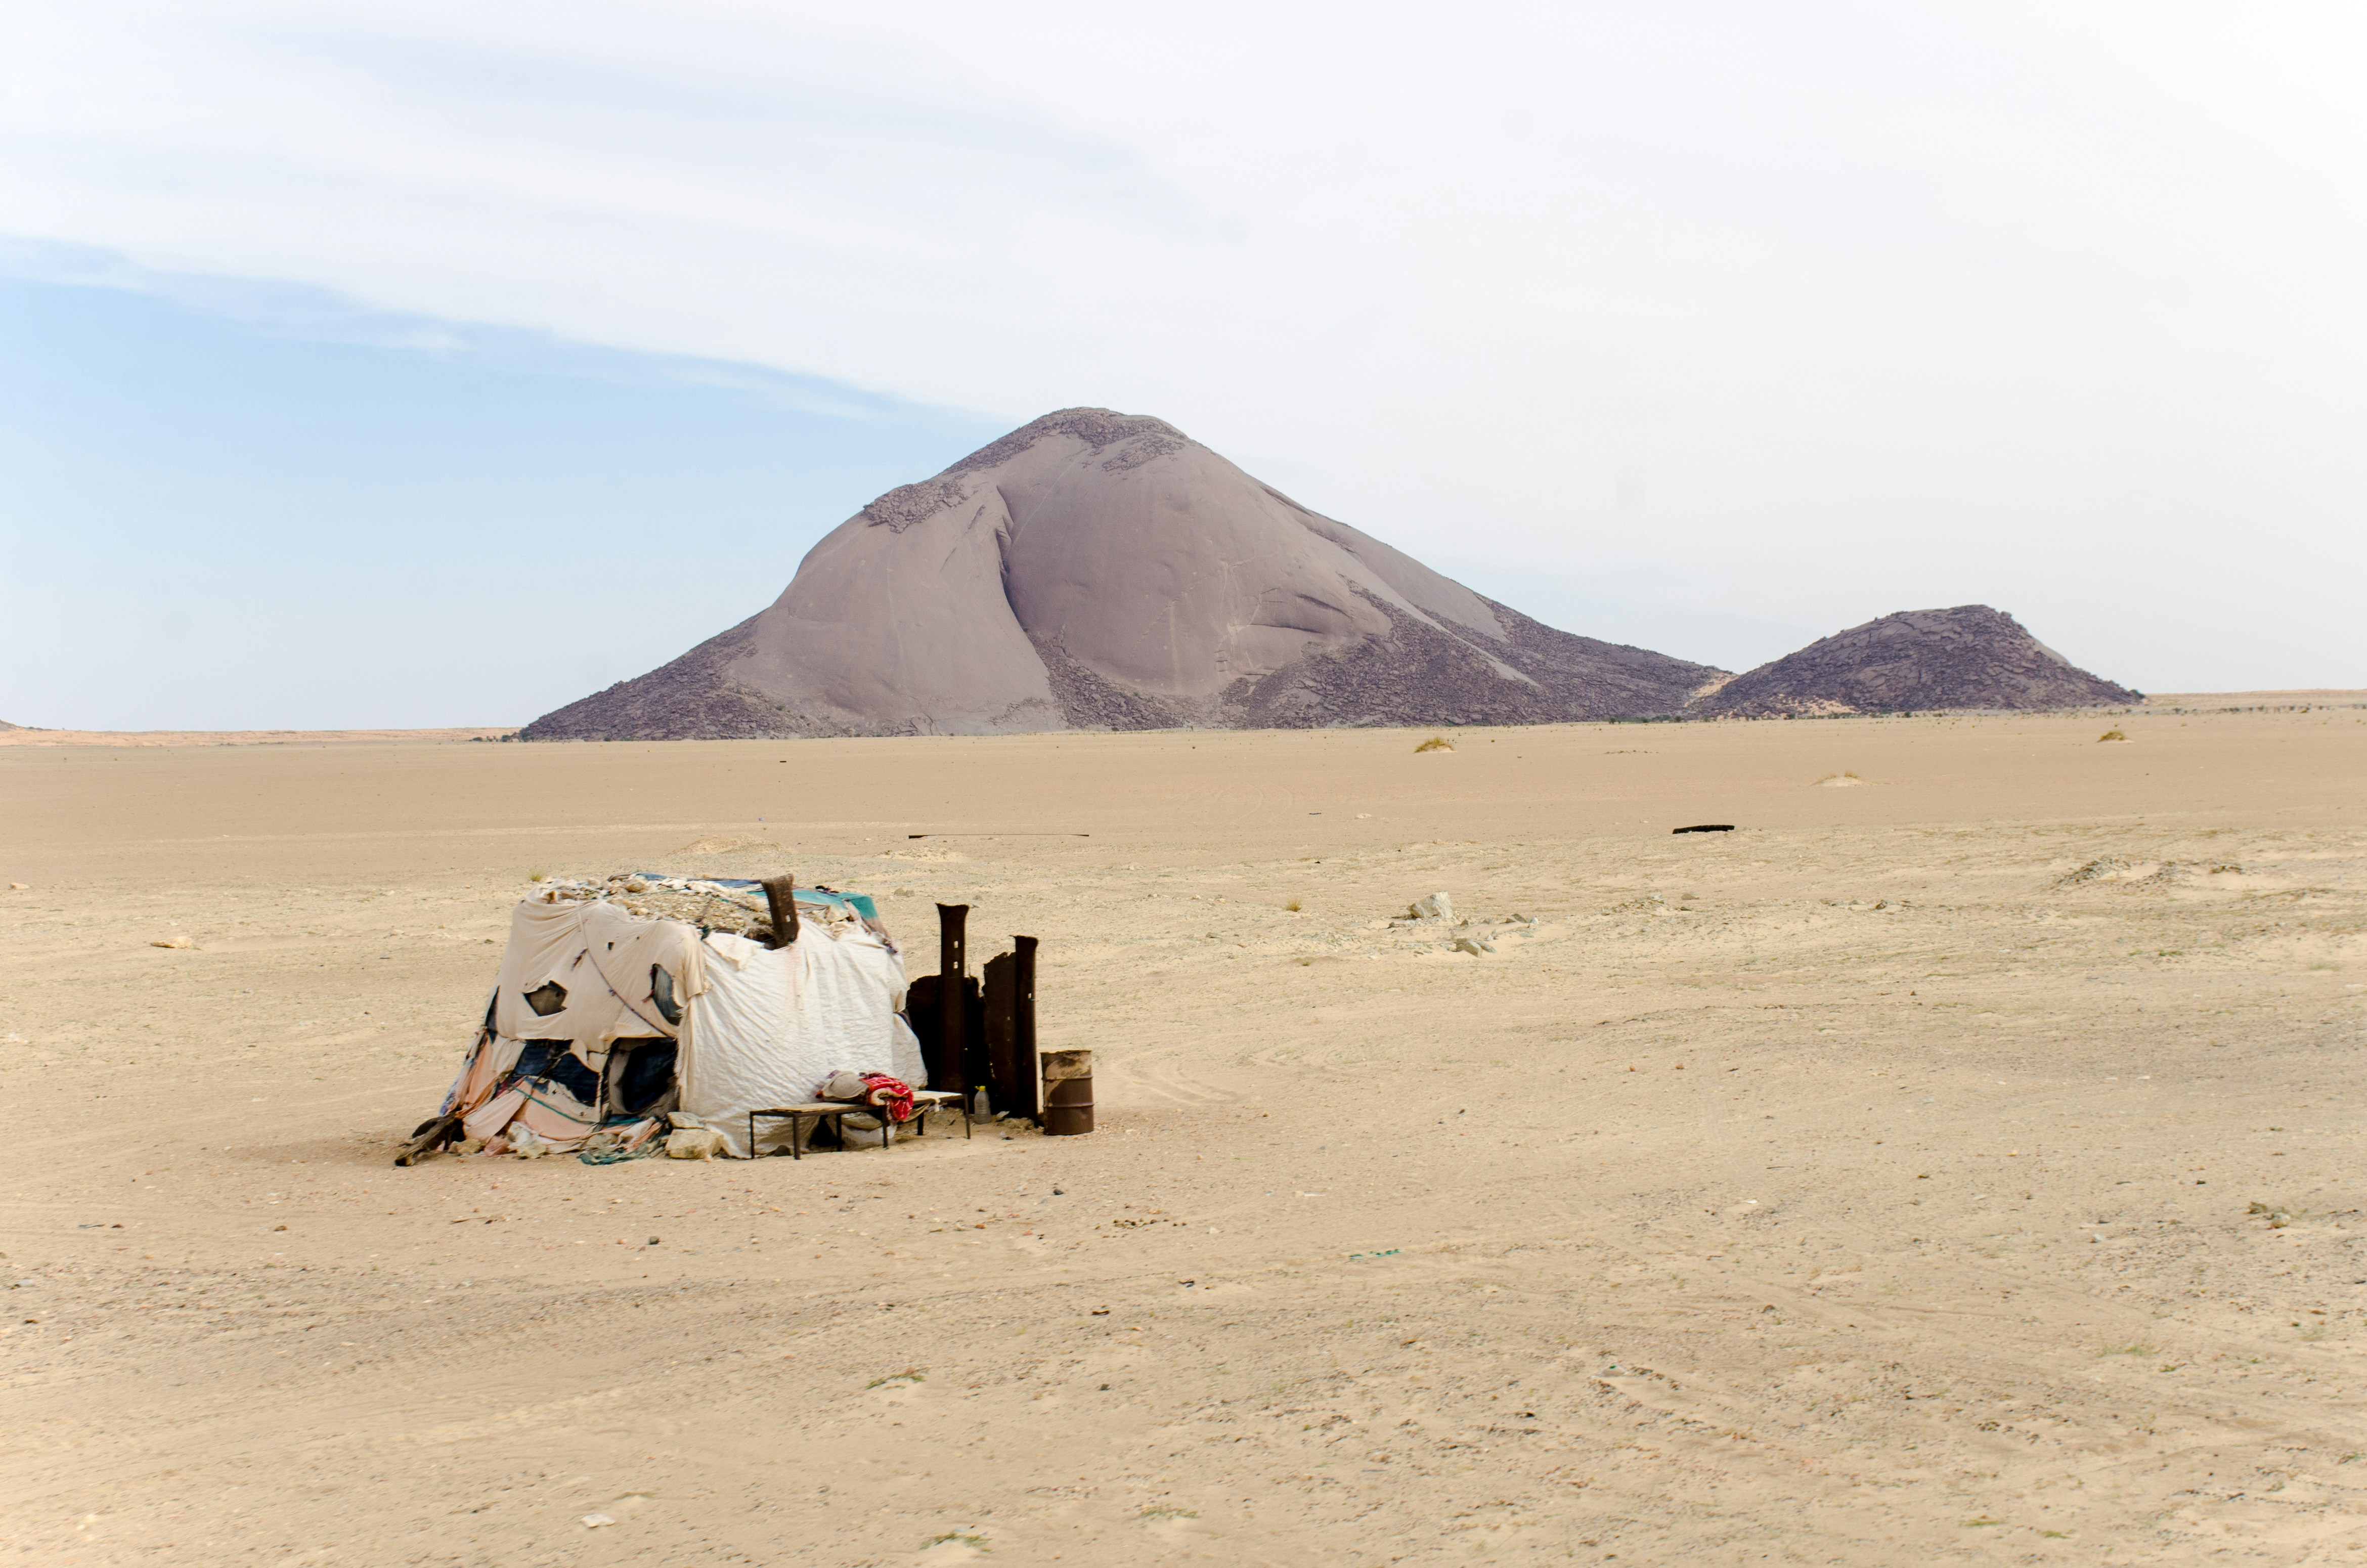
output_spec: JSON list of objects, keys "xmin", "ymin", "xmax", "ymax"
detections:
[
  {"xmin": 1013, "ymin": 935, "xmax": 1039, "ymax": 1121},
  {"xmin": 938, "ymin": 903, "xmax": 970, "ymax": 1097},
  {"xmin": 761, "ymin": 876, "xmax": 800, "ymax": 948}
]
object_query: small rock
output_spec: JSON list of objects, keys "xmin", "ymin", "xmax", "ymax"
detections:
[
  {"xmin": 8, "ymin": 882, "xmax": 26, "ymax": 890},
  {"xmin": 1452, "ymin": 934, "xmax": 1496, "ymax": 956},
  {"xmin": 1408, "ymin": 892, "xmax": 1454, "ymax": 922},
  {"xmin": 150, "ymin": 935, "xmax": 193, "ymax": 949},
  {"xmin": 581, "ymin": 1513, "xmax": 616, "ymax": 1529},
  {"xmin": 666, "ymin": 1127, "xmax": 726, "ymax": 1160},
  {"xmin": 666, "ymin": 1111, "xmax": 706, "ymax": 1130}
]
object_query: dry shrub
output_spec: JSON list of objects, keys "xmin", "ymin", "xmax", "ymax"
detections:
[{"xmin": 1414, "ymin": 736, "xmax": 1455, "ymax": 753}]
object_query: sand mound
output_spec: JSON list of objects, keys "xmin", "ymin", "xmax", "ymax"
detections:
[
  {"xmin": 672, "ymin": 835, "xmax": 776, "ymax": 856},
  {"xmin": 523, "ymin": 410, "xmax": 1721, "ymax": 739},
  {"xmin": 1692, "ymin": 605, "xmax": 2140, "ymax": 718}
]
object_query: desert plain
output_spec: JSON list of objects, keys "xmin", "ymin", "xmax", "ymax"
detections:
[{"xmin": 3, "ymin": 700, "xmax": 2364, "ymax": 1566}]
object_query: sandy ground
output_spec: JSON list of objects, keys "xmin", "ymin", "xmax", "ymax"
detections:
[{"xmin": 3, "ymin": 706, "xmax": 2364, "ymax": 1566}]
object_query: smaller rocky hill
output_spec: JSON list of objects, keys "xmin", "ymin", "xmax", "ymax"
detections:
[{"xmin": 1693, "ymin": 605, "xmax": 2139, "ymax": 717}]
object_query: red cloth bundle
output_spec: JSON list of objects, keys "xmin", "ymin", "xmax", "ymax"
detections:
[{"xmin": 860, "ymin": 1073, "xmax": 915, "ymax": 1124}]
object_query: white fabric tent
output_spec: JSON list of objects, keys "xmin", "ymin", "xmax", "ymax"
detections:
[
  {"xmin": 688, "ymin": 929, "xmax": 924, "ymax": 1156},
  {"xmin": 435, "ymin": 887, "xmax": 924, "ymax": 1159}
]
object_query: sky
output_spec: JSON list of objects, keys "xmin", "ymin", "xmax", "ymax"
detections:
[{"xmin": 4, "ymin": 1, "xmax": 2363, "ymax": 728}]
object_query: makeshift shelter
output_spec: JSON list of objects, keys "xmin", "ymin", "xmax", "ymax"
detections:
[{"xmin": 408, "ymin": 874, "xmax": 925, "ymax": 1161}]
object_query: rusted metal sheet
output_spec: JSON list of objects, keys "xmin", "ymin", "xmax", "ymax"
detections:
[
  {"xmin": 908, "ymin": 974, "xmax": 982, "ymax": 1098},
  {"xmin": 906, "ymin": 974, "xmax": 944, "ymax": 1086},
  {"xmin": 982, "ymin": 935, "xmax": 1041, "ymax": 1122},
  {"xmin": 983, "ymin": 952, "xmax": 1015, "ymax": 1115},
  {"xmin": 1013, "ymin": 936, "xmax": 1040, "ymax": 1121},
  {"xmin": 936, "ymin": 903, "xmax": 970, "ymax": 1096}
]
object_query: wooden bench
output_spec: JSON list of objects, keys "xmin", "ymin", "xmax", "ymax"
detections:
[{"xmin": 749, "ymin": 1090, "xmax": 970, "ymax": 1159}]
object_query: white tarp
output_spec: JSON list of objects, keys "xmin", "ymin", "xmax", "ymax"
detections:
[{"xmin": 683, "ymin": 927, "xmax": 923, "ymax": 1157}]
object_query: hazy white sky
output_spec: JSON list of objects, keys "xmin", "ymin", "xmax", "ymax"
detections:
[{"xmin": 5, "ymin": 2, "xmax": 2363, "ymax": 724}]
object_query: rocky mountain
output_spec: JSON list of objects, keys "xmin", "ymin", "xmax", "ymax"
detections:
[
  {"xmin": 523, "ymin": 409, "xmax": 1722, "ymax": 739},
  {"xmin": 1691, "ymin": 605, "xmax": 2140, "ymax": 717}
]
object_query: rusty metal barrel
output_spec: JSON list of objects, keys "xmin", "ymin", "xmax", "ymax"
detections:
[{"xmin": 1040, "ymin": 1048, "xmax": 1093, "ymax": 1137}]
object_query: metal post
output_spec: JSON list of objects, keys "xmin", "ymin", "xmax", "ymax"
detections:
[
  {"xmin": 937, "ymin": 903, "xmax": 970, "ymax": 1097},
  {"xmin": 983, "ymin": 952, "xmax": 1014, "ymax": 1115},
  {"xmin": 760, "ymin": 876, "xmax": 800, "ymax": 948},
  {"xmin": 1013, "ymin": 936, "xmax": 1039, "ymax": 1121}
]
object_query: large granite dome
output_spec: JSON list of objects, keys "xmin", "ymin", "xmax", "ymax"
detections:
[{"xmin": 522, "ymin": 409, "xmax": 1721, "ymax": 738}]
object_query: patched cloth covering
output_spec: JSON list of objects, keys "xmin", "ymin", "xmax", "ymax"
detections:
[
  {"xmin": 436, "ymin": 899, "xmax": 708, "ymax": 1154},
  {"xmin": 493, "ymin": 898, "xmax": 704, "ymax": 1053}
]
